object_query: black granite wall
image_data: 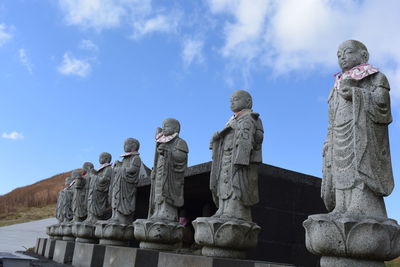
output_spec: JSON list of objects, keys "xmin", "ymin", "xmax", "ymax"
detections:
[{"xmin": 134, "ymin": 162, "xmax": 326, "ymax": 267}]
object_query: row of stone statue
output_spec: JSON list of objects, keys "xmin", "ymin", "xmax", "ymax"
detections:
[
  {"xmin": 48, "ymin": 40, "xmax": 400, "ymax": 266},
  {"xmin": 48, "ymin": 89, "xmax": 263, "ymax": 258}
]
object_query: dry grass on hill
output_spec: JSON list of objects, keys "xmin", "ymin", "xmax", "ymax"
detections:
[{"xmin": 0, "ymin": 171, "xmax": 74, "ymax": 226}]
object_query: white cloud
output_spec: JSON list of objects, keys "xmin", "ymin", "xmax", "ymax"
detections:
[
  {"xmin": 2, "ymin": 131, "xmax": 24, "ymax": 140},
  {"xmin": 58, "ymin": 0, "xmax": 151, "ymax": 31},
  {"xmin": 0, "ymin": 24, "xmax": 12, "ymax": 47},
  {"xmin": 182, "ymin": 38, "xmax": 204, "ymax": 67},
  {"xmin": 207, "ymin": 0, "xmax": 400, "ymax": 100},
  {"xmin": 18, "ymin": 49, "xmax": 33, "ymax": 74},
  {"xmin": 58, "ymin": 52, "xmax": 91, "ymax": 77},
  {"xmin": 79, "ymin": 39, "xmax": 98, "ymax": 52},
  {"xmin": 131, "ymin": 13, "xmax": 181, "ymax": 39}
]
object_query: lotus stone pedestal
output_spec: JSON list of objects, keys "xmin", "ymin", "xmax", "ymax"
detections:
[
  {"xmin": 303, "ymin": 213, "xmax": 400, "ymax": 267},
  {"xmin": 94, "ymin": 221, "xmax": 135, "ymax": 246},
  {"xmin": 193, "ymin": 217, "xmax": 261, "ymax": 259},
  {"xmin": 133, "ymin": 218, "xmax": 183, "ymax": 250},
  {"xmin": 60, "ymin": 222, "xmax": 74, "ymax": 241},
  {"xmin": 72, "ymin": 222, "xmax": 98, "ymax": 243},
  {"xmin": 47, "ymin": 224, "xmax": 63, "ymax": 240}
]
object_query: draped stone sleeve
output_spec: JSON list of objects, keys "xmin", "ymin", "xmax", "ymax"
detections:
[
  {"xmin": 321, "ymin": 88, "xmax": 336, "ymax": 212},
  {"xmin": 164, "ymin": 138, "xmax": 188, "ymax": 208},
  {"xmin": 125, "ymin": 156, "xmax": 141, "ymax": 184},
  {"xmin": 353, "ymin": 72, "xmax": 394, "ymax": 196},
  {"xmin": 234, "ymin": 115, "xmax": 255, "ymax": 166}
]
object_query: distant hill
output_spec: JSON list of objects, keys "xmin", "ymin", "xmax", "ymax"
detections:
[{"xmin": 0, "ymin": 171, "xmax": 74, "ymax": 215}]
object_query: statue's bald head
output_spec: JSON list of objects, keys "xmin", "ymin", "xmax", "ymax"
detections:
[
  {"xmin": 82, "ymin": 162, "xmax": 94, "ymax": 172},
  {"xmin": 99, "ymin": 152, "xmax": 112, "ymax": 164},
  {"xmin": 337, "ymin": 40, "xmax": 369, "ymax": 71},
  {"xmin": 230, "ymin": 90, "xmax": 253, "ymax": 112},
  {"xmin": 162, "ymin": 118, "xmax": 181, "ymax": 136},
  {"xmin": 124, "ymin": 138, "xmax": 140, "ymax": 152}
]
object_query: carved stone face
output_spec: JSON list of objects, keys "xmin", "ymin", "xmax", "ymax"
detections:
[
  {"xmin": 162, "ymin": 119, "xmax": 178, "ymax": 136},
  {"xmin": 230, "ymin": 91, "xmax": 249, "ymax": 113},
  {"xmin": 337, "ymin": 41, "xmax": 367, "ymax": 72},
  {"xmin": 124, "ymin": 139, "xmax": 137, "ymax": 152},
  {"xmin": 99, "ymin": 153, "xmax": 111, "ymax": 164},
  {"xmin": 83, "ymin": 162, "xmax": 94, "ymax": 172}
]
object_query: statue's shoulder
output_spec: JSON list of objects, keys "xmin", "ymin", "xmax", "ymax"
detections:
[
  {"xmin": 371, "ymin": 71, "xmax": 390, "ymax": 90},
  {"xmin": 175, "ymin": 137, "xmax": 189, "ymax": 153}
]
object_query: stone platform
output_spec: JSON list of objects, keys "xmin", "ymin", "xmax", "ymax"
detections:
[{"xmin": 36, "ymin": 237, "xmax": 294, "ymax": 267}]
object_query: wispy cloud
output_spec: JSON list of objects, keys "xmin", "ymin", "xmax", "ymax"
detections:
[
  {"xmin": 58, "ymin": 0, "xmax": 151, "ymax": 31},
  {"xmin": 79, "ymin": 39, "xmax": 98, "ymax": 52},
  {"xmin": 2, "ymin": 131, "xmax": 24, "ymax": 140},
  {"xmin": 206, "ymin": 0, "xmax": 400, "ymax": 99},
  {"xmin": 182, "ymin": 38, "xmax": 204, "ymax": 67},
  {"xmin": 58, "ymin": 52, "xmax": 91, "ymax": 77},
  {"xmin": 131, "ymin": 13, "xmax": 181, "ymax": 39},
  {"xmin": 0, "ymin": 23, "xmax": 12, "ymax": 47},
  {"xmin": 18, "ymin": 49, "xmax": 33, "ymax": 74}
]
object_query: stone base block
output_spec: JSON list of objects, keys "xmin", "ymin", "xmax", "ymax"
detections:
[
  {"xmin": 53, "ymin": 240, "xmax": 75, "ymax": 264},
  {"xmin": 320, "ymin": 256, "xmax": 385, "ymax": 267},
  {"xmin": 72, "ymin": 242, "xmax": 106, "ymax": 267},
  {"xmin": 44, "ymin": 239, "xmax": 56, "ymax": 259},
  {"xmin": 103, "ymin": 246, "xmax": 159, "ymax": 267},
  {"xmin": 303, "ymin": 213, "xmax": 400, "ymax": 264},
  {"xmin": 158, "ymin": 252, "xmax": 213, "ymax": 267},
  {"xmin": 37, "ymin": 238, "xmax": 47, "ymax": 256},
  {"xmin": 94, "ymin": 221, "xmax": 135, "ymax": 246},
  {"xmin": 134, "ymin": 219, "xmax": 183, "ymax": 251},
  {"xmin": 193, "ymin": 217, "xmax": 261, "ymax": 259},
  {"xmin": 72, "ymin": 222, "xmax": 98, "ymax": 243}
]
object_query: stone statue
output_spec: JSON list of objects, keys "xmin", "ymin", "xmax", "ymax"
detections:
[
  {"xmin": 86, "ymin": 152, "xmax": 112, "ymax": 223},
  {"xmin": 209, "ymin": 90, "xmax": 263, "ymax": 221},
  {"xmin": 73, "ymin": 153, "xmax": 112, "ymax": 243},
  {"xmin": 48, "ymin": 175, "xmax": 75, "ymax": 240},
  {"xmin": 72, "ymin": 162, "xmax": 93, "ymax": 222},
  {"xmin": 193, "ymin": 90, "xmax": 263, "ymax": 259},
  {"xmin": 134, "ymin": 118, "xmax": 189, "ymax": 250},
  {"xmin": 95, "ymin": 138, "xmax": 143, "ymax": 246},
  {"xmin": 304, "ymin": 40, "xmax": 400, "ymax": 267}
]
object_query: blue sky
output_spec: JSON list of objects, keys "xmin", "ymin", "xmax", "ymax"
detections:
[{"xmin": 0, "ymin": 0, "xmax": 399, "ymax": 221}]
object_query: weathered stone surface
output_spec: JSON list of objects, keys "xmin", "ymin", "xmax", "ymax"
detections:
[
  {"xmin": 193, "ymin": 217, "xmax": 261, "ymax": 259},
  {"xmin": 134, "ymin": 218, "xmax": 183, "ymax": 250},
  {"xmin": 193, "ymin": 90, "xmax": 263, "ymax": 259},
  {"xmin": 134, "ymin": 119, "xmax": 188, "ymax": 250},
  {"xmin": 103, "ymin": 246, "xmax": 159, "ymax": 267},
  {"xmin": 37, "ymin": 238, "xmax": 47, "ymax": 256},
  {"xmin": 304, "ymin": 40, "xmax": 400, "ymax": 266},
  {"xmin": 53, "ymin": 240, "xmax": 75, "ymax": 264},
  {"xmin": 72, "ymin": 222, "xmax": 97, "ymax": 243},
  {"xmin": 95, "ymin": 221, "xmax": 135, "ymax": 246},
  {"xmin": 72, "ymin": 242, "xmax": 106, "ymax": 267},
  {"xmin": 60, "ymin": 222, "xmax": 74, "ymax": 241},
  {"xmin": 158, "ymin": 252, "xmax": 213, "ymax": 267}
]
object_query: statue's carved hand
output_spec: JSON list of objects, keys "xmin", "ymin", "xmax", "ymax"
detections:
[{"xmin": 157, "ymin": 143, "xmax": 167, "ymax": 155}]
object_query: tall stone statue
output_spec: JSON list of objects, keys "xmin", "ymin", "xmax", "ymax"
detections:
[
  {"xmin": 193, "ymin": 90, "xmax": 263, "ymax": 259},
  {"xmin": 304, "ymin": 40, "xmax": 400, "ymax": 267},
  {"xmin": 47, "ymin": 175, "xmax": 74, "ymax": 240},
  {"xmin": 95, "ymin": 138, "xmax": 144, "ymax": 246},
  {"xmin": 134, "ymin": 118, "xmax": 189, "ymax": 250},
  {"xmin": 72, "ymin": 163, "xmax": 93, "ymax": 222},
  {"xmin": 73, "ymin": 153, "xmax": 112, "ymax": 243}
]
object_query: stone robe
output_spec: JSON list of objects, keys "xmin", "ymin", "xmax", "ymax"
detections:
[
  {"xmin": 72, "ymin": 173, "xmax": 88, "ymax": 219},
  {"xmin": 210, "ymin": 110, "xmax": 264, "ymax": 207},
  {"xmin": 111, "ymin": 153, "xmax": 141, "ymax": 215},
  {"xmin": 149, "ymin": 136, "xmax": 188, "ymax": 217},
  {"xmin": 87, "ymin": 165, "xmax": 112, "ymax": 218},
  {"xmin": 322, "ymin": 71, "xmax": 394, "ymax": 211}
]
